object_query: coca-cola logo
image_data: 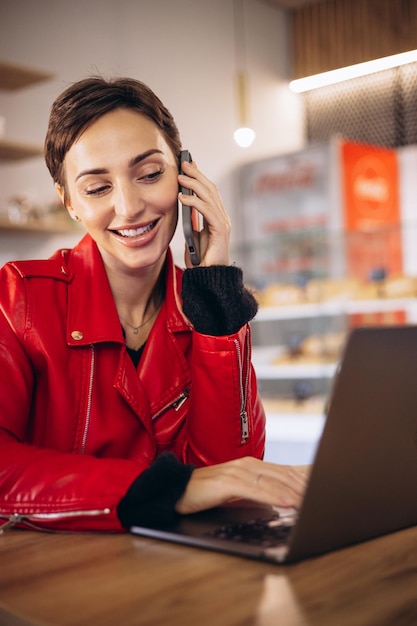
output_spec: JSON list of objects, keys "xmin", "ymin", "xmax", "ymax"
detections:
[
  {"xmin": 252, "ymin": 162, "xmax": 316, "ymax": 194},
  {"xmin": 354, "ymin": 173, "xmax": 389, "ymax": 204}
]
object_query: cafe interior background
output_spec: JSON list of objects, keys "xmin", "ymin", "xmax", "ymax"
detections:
[{"xmin": 1, "ymin": 0, "xmax": 417, "ymax": 464}]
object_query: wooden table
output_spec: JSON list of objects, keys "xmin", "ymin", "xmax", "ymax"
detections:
[{"xmin": 1, "ymin": 526, "xmax": 417, "ymax": 626}]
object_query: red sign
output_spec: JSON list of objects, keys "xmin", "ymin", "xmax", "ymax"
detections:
[{"xmin": 341, "ymin": 140, "xmax": 402, "ymax": 278}]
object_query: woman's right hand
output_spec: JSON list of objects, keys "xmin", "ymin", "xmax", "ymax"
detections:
[
  {"xmin": 178, "ymin": 159, "xmax": 231, "ymax": 268},
  {"xmin": 175, "ymin": 456, "xmax": 309, "ymax": 516}
]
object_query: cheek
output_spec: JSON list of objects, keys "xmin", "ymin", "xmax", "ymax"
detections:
[
  {"xmin": 159, "ymin": 184, "xmax": 179, "ymax": 214},
  {"xmin": 69, "ymin": 188, "xmax": 110, "ymax": 222},
  {"xmin": 154, "ymin": 183, "xmax": 179, "ymax": 223},
  {"xmin": 75, "ymin": 200, "xmax": 104, "ymax": 224},
  {"xmin": 162, "ymin": 191, "xmax": 179, "ymax": 237},
  {"xmin": 167, "ymin": 199, "xmax": 179, "ymax": 235}
]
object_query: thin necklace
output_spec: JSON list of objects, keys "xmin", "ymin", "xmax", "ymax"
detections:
[{"xmin": 119, "ymin": 307, "xmax": 159, "ymax": 334}]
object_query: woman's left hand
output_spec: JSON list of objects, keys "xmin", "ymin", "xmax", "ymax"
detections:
[{"xmin": 178, "ymin": 159, "xmax": 231, "ymax": 267}]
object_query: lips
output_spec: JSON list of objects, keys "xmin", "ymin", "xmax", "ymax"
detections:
[{"xmin": 111, "ymin": 220, "xmax": 158, "ymax": 237}]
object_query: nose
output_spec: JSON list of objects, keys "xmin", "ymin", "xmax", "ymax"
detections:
[{"xmin": 114, "ymin": 183, "xmax": 144, "ymax": 219}]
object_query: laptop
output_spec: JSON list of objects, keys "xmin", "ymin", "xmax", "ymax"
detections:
[{"xmin": 131, "ymin": 325, "xmax": 417, "ymax": 564}]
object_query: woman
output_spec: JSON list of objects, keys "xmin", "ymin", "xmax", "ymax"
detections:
[{"xmin": 0, "ymin": 77, "xmax": 306, "ymax": 533}]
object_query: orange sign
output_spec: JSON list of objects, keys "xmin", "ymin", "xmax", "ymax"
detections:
[{"xmin": 341, "ymin": 140, "xmax": 402, "ymax": 278}]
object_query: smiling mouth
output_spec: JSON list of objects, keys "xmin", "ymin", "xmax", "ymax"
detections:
[{"xmin": 111, "ymin": 220, "xmax": 158, "ymax": 238}]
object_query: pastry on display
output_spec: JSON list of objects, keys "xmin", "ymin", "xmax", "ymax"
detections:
[
  {"xmin": 255, "ymin": 282, "xmax": 305, "ymax": 307},
  {"xmin": 273, "ymin": 331, "xmax": 347, "ymax": 365},
  {"xmin": 305, "ymin": 277, "xmax": 360, "ymax": 303},
  {"xmin": 256, "ymin": 273, "xmax": 417, "ymax": 308}
]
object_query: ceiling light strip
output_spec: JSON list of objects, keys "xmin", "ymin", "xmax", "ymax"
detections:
[{"xmin": 289, "ymin": 49, "xmax": 417, "ymax": 93}]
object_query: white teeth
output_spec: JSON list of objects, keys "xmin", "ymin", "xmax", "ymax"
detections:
[{"xmin": 115, "ymin": 222, "xmax": 155, "ymax": 237}]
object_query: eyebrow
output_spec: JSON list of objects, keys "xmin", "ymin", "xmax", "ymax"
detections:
[{"xmin": 75, "ymin": 149, "xmax": 164, "ymax": 182}]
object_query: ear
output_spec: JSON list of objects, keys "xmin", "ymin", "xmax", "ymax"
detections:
[{"xmin": 55, "ymin": 183, "xmax": 78, "ymax": 221}]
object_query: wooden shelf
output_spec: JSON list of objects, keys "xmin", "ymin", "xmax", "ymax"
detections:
[
  {"xmin": 0, "ymin": 61, "xmax": 53, "ymax": 91},
  {"xmin": 0, "ymin": 139, "xmax": 43, "ymax": 161},
  {"xmin": 0, "ymin": 62, "xmax": 52, "ymax": 162},
  {"xmin": 0, "ymin": 216, "xmax": 83, "ymax": 234},
  {"xmin": 0, "ymin": 61, "xmax": 59, "ymax": 235}
]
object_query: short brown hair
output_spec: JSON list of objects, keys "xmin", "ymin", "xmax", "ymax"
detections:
[{"xmin": 44, "ymin": 76, "xmax": 182, "ymax": 187}]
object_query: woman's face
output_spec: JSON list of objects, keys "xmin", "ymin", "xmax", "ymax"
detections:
[{"xmin": 59, "ymin": 108, "xmax": 179, "ymax": 275}]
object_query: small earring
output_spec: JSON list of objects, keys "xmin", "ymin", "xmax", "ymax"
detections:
[{"xmin": 72, "ymin": 215, "xmax": 81, "ymax": 222}]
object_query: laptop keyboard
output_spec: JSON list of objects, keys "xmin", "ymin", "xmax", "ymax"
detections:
[{"xmin": 206, "ymin": 514, "xmax": 294, "ymax": 548}]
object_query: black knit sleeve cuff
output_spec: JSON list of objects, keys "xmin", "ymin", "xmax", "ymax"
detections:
[
  {"xmin": 181, "ymin": 265, "xmax": 258, "ymax": 336},
  {"xmin": 117, "ymin": 453, "xmax": 195, "ymax": 529}
]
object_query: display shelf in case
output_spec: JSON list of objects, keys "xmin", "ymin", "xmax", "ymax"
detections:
[
  {"xmin": 251, "ymin": 345, "xmax": 338, "ymax": 380},
  {"xmin": 238, "ymin": 228, "xmax": 417, "ymax": 465},
  {"xmin": 249, "ymin": 275, "xmax": 417, "ymax": 394},
  {"xmin": 254, "ymin": 296, "xmax": 417, "ymax": 321}
]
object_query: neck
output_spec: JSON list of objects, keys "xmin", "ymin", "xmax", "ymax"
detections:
[
  {"xmin": 103, "ymin": 255, "xmax": 166, "ymax": 350},
  {"xmin": 105, "ymin": 252, "xmax": 165, "ymax": 307}
]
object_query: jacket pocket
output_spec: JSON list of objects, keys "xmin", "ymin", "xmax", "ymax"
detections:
[{"xmin": 151, "ymin": 389, "xmax": 190, "ymax": 450}]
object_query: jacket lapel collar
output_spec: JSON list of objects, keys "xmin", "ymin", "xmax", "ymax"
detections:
[{"xmin": 65, "ymin": 235, "xmax": 124, "ymax": 347}]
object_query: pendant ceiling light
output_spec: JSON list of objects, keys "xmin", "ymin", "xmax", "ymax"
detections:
[{"xmin": 233, "ymin": 0, "xmax": 255, "ymax": 148}]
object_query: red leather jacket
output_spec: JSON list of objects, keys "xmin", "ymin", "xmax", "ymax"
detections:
[{"xmin": 0, "ymin": 235, "xmax": 265, "ymax": 532}]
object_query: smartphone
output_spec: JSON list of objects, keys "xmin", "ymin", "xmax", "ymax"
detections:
[{"xmin": 180, "ymin": 150, "xmax": 204, "ymax": 266}]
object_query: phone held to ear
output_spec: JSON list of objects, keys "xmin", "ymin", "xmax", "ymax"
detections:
[{"xmin": 180, "ymin": 150, "xmax": 204, "ymax": 266}]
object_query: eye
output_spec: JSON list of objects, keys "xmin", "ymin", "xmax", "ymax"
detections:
[
  {"xmin": 84, "ymin": 184, "xmax": 111, "ymax": 196},
  {"xmin": 141, "ymin": 168, "xmax": 163, "ymax": 183}
]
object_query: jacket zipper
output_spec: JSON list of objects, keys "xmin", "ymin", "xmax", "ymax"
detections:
[
  {"xmin": 81, "ymin": 345, "xmax": 95, "ymax": 454},
  {"xmin": 151, "ymin": 389, "xmax": 190, "ymax": 421},
  {"xmin": 234, "ymin": 326, "xmax": 251, "ymax": 443},
  {"xmin": 0, "ymin": 507, "xmax": 111, "ymax": 534}
]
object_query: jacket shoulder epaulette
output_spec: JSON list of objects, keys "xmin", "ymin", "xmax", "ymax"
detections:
[{"xmin": 7, "ymin": 253, "xmax": 72, "ymax": 282}]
